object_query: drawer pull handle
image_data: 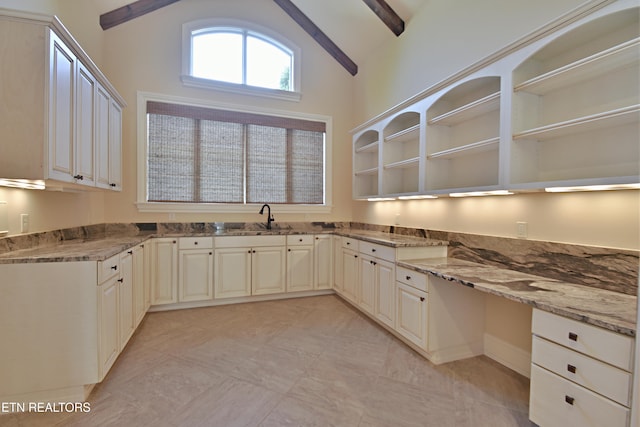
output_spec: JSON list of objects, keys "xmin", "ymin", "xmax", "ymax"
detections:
[
  {"xmin": 567, "ymin": 364, "xmax": 576, "ymax": 374},
  {"xmin": 568, "ymin": 332, "xmax": 578, "ymax": 341},
  {"xmin": 565, "ymin": 395, "xmax": 575, "ymax": 405},
  {"xmin": 111, "ymin": 265, "xmax": 118, "ymax": 270},
  {"xmin": 406, "ymin": 275, "xmax": 411, "ymax": 280},
  {"xmin": 127, "ymin": 250, "xmax": 133, "ymax": 255},
  {"xmin": 117, "ymin": 278, "xmax": 124, "ymax": 283}
]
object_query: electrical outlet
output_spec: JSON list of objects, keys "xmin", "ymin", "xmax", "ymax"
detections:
[
  {"xmin": 20, "ymin": 213, "xmax": 29, "ymax": 233},
  {"xmin": 395, "ymin": 214, "xmax": 401, "ymax": 225},
  {"xmin": 516, "ymin": 221, "xmax": 527, "ymax": 239}
]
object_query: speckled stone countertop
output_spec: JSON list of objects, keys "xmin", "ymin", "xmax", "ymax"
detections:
[
  {"xmin": 398, "ymin": 257, "xmax": 637, "ymax": 337},
  {"xmin": 0, "ymin": 229, "xmax": 447, "ymax": 264}
]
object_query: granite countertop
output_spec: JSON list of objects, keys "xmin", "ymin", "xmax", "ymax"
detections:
[
  {"xmin": 0, "ymin": 229, "xmax": 447, "ymax": 264},
  {"xmin": 398, "ymin": 257, "xmax": 637, "ymax": 337}
]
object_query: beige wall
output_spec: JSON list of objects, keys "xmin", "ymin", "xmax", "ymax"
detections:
[{"xmin": 351, "ymin": 0, "xmax": 640, "ymax": 251}]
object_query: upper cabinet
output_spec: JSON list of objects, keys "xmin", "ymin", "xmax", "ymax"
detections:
[
  {"xmin": 351, "ymin": 0, "xmax": 639, "ymax": 199},
  {"xmin": 0, "ymin": 10, "xmax": 126, "ymax": 191},
  {"xmin": 510, "ymin": 8, "xmax": 639, "ymax": 189}
]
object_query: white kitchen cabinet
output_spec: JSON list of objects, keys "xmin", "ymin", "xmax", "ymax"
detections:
[
  {"xmin": 119, "ymin": 249, "xmax": 135, "ymax": 349},
  {"xmin": 353, "ymin": 130, "xmax": 380, "ymax": 199},
  {"xmin": 107, "ymin": 99, "xmax": 123, "ymax": 190},
  {"xmin": 0, "ymin": 11, "xmax": 125, "ymax": 190},
  {"xmin": 382, "ymin": 111, "xmax": 421, "ymax": 196},
  {"xmin": 374, "ymin": 258, "xmax": 395, "ymax": 329},
  {"xmin": 214, "ymin": 235, "xmax": 286, "ymax": 298},
  {"xmin": 332, "ymin": 235, "xmax": 343, "ymax": 291},
  {"xmin": 95, "ymin": 84, "xmax": 123, "ymax": 190},
  {"xmin": 132, "ymin": 243, "xmax": 146, "ymax": 327},
  {"xmin": 314, "ymin": 235, "xmax": 333, "ymax": 290},
  {"xmin": 74, "ymin": 61, "xmax": 96, "ymax": 186},
  {"xmin": 150, "ymin": 238, "xmax": 178, "ymax": 305},
  {"xmin": 287, "ymin": 235, "xmax": 314, "ymax": 292},
  {"xmin": 396, "ymin": 281, "xmax": 428, "ymax": 349},
  {"xmin": 359, "ymin": 254, "xmax": 377, "ymax": 315},
  {"xmin": 178, "ymin": 237, "xmax": 214, "ymax": 302},
  {"xmin": 98, "ymin": 273, "xmax": 119, "ymax": 381},
  {"xmin": 530, "ymin": 309, "xmax": 635, "ymax": 426},
  {"xmin": 341, "ymin": 246, "xmax": 360, "ymax": 303}
]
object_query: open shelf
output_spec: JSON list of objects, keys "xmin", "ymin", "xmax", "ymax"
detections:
[
  {"xmin": 384, "ymin": 157, "xmax": 420, "ymax": 169},
  {"xmin": 429, "ymin": 137, "xmax": 499, "ymax": 160},
  {"xmin": 354, "ymin": 167, "xmax": 379, "ymax": 176},
  {"xmin": 384, "ymin": 124, "xmax": 420, "ymax": 143},
  {"xmin": 355, "ymin": 141, "xmax": 378, "ymax": 154},
  {"xmin": 513, "ymin": 105, "xmax": 639, "ymax": 141},
  {"xmin": 514, "ymin": 38, "xmax": 640, "ymax": 95},
  {"xmin": 428, "ymin": 92, "xmax": 500, "ymax": 126}
]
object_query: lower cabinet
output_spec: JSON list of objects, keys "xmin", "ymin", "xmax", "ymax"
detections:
[
  {"xmin": 150, "ymin": 238, "xmax": 178, "ymax": 305},
  {"xmin": 286, "ymin": 235, "xmax": 315, "ymax": 292},
  {"xmin": 396, "ymin": 281, "xmax": 428, "ymax": 349},
  {"xmin": 98, "ymin": 273, "xmax": 119, "ymax": 381},
  {"xmin": 214, "ymin": 235, "xmax": 286, "ymax": 299},
  {"xmin": 314, "ymin": 235, "xmax": 333, "ymax": 290},
  {"xmin": 178, "ymin": 238, "xmax": 214, "ymax": 302},
  {"xmin": 359, "ymin": 254, "xmax": 377, "ymax": 315},
  {"xmin": 530, "ymin": 309, "xmax": 634, "ymax": 427},
  {"xmin": 341, "ymin": 246, "xmax": 360, "ymax": 303}
]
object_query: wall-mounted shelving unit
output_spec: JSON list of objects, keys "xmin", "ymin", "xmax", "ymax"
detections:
[
  {"xmin": 351, "ymin": 0, "xmax": 639, "ymax": 200},
  {"xmin": 382, "ymin": 111, "xmax": 421, "ymax": 196}
]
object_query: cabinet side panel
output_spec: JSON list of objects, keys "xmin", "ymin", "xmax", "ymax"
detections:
[
  {"xmin": 0, "ymin": 19, "xmax": 46, "ymax": 178},
  {"xmin": 0, "ymin": 262, "xmax": 98, "ymax": 396}
]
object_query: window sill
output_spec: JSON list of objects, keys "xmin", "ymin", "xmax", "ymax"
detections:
[
  {"xmin": 136, "ymin": 202, "xmax": 331, "ymax": 214},
  {"xmin": 181, "ymin": 75, "xmax": 302, "ymax": 102}
]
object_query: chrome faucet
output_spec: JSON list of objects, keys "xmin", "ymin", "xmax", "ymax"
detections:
[{"xmin": 259, "ymin": 204, "xmax": 275, "ymax": 230}]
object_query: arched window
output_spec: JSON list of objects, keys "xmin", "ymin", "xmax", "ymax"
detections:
[{"xmin": 182, "ymin": 20, "xmax": 300, "ymax": 100}]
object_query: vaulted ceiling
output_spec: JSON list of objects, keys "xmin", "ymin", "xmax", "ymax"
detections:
[{"xmin": 93, "ymin": 0, "xmax": 429, "ymax": 75}]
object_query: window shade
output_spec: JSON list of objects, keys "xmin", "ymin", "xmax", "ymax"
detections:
[{"xmin": 146, "ymin": 101, "xmax": 325, "ymax": 204}]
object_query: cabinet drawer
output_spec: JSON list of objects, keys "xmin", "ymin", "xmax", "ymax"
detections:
[
  {"xmin": 360, "ymin": 241, "xmax": 395, "ymax": 261},
  {"xmin": 98, "ymin": 253, "xmax": 120, "ymax": 283},
  {"xmin": 342, "ymin": 237, "xmax": 359, "ymax": 251},
  {"xmin": 396, "ymin": 266, "xmax": 428, "ymax": 292},
  {"xmin": 530, "ymin": 364, "xmax": 629, "ymax": 427},
  {"xmin": 286, "ymin": 235, "xmax": 314, "ymax": 246},
  {"xmin": 532, "ymin": 336, "xmax": 632, "ymax": 406},
  {"xmin": 178, "ymin": 237, "xmax": 213, "ymax": 250},
  {"xmin": 532, "ymin": 309, "xmax": 634, "ymax": 371}
]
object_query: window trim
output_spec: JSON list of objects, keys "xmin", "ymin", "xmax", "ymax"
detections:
[
  {"xmin": 181, "ymin": 18, "xmax": 302, "ymax": 102},
  {"xmin": 136, "ymin": 91, "xmax": 333, "ymax": 214}
]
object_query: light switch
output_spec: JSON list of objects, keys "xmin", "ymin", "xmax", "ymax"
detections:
[
  {"xmin": 20, "ymin": 213, "xmax": 29, "ymax": 233},
  {"xmin": 516, "ymin": 221, "xmax": 527, "ymax": 239}
]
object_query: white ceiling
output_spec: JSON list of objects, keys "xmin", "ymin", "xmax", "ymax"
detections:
[{"xmin": 94, "ymin": 0, "xmax": 429, "ymax": 66}]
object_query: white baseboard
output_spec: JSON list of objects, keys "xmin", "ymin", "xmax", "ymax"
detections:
[{"xmin": 484, "ymin": 333, "xmax": 531, "ymax": 378}]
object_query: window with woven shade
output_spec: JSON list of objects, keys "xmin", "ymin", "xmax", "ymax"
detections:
[{"xmin": 146, "ymin": 101, "xmax": 325, "ymax": 205}]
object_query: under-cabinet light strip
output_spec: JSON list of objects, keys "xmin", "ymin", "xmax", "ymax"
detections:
[
  {"xmin": 545, "ymin": 183, "xmax": 640, "ymax": 192},
  {"xmin": 449, "ymin": 190, "xmax": 514, "ymax": 197},
  {"xmin": 0, "ymin": 179, "xmax": 46, "ymax": 190}
]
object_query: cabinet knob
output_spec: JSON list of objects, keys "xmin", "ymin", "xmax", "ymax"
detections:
[
  {"xmin": 420, "ymin": 297, "xmax": 425, "ymax": 302},
  {"xmin": 406, "ymin": 275, "xmax": 411, "ymax": 280},
  {"xmin": 173, "ymin": 240, "xmax": 177, "ymax": 244},
  {"xmin": 288, "ymin": 249, "xmax": 291, "ymax": 252},
  {"xmin": 354, "ymin": 255, "xmax": 358, "ymax": 258},
  {"xmin": 194, "ymin": 241, "xmax": 198, "ymax": 245},
  {"xmin": 117, "ymin": 278, "xmax": 124, "ymax": 283},
  {"xmin": 372, "ymin": 248, "xmax": 376, "ymax": 252},
  {"xmin": 299, "ymin": 238, "xmax": 303, "ymax": 242},
  {"xmin": 564, "ymin": 395, "xmax": 575, "ymax": 405},
  {"xmin": 140, "ymin": 244, "xmax": 144, "ymax": 248},
  {"xmin": 110, "ymin": 183, "xmax": 116, "ymax": 187},
  {"xmin": 346, "ymin": 242, "xmax": 350, "ymax": 245},
  {"xmin": 111, "ymin": 265, "xmax": 118, "ymax": 270},
  {"xmin": 315, "ymin": 237, "xmax": 319, "ymax": 240},
  {"xmin": 209, "ymin": 252, "xmax": 212, "ymax": 255},
  {"xmin": 252, "ymin": 250, "xmax": 256, "ymax": 253},
  {"xmin": 568, "ymin": 332, "xmax": 578, "ymax": 342},
  {"xmin": 73, "ymin": 174, "xmax": 83, "ymax": 180},
  {"xmin": 127, "ymin": 250, "xmax": 133, "ymax": 255}
]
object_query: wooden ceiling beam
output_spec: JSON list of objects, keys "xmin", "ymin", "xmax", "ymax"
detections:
[
  {"xmin": 362, "ymin": 0, "xmax": 404, "ymax": 36},
  {"xmin": 100, "ymin": 0, "xmax": 181, "ymax": 30},
  {"xmin": 273, "ymin": 0, "xmax": 358, "ymax": 76}
]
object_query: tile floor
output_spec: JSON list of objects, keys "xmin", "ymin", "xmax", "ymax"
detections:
[{"xmin": 0, "ymin": 295, "xmax": 533, "ymax": 426}]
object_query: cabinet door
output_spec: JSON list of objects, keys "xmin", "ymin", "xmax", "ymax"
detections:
[
  {"xmin": 287, "ymin": 245, "xmax": 314, "ymax": 292},
  {"xmin": 119, "ymin": 250, "xmax": 135, "ymax": 349},
  {"xmin": 359, "ymin": 255, "xmax": 376, "ymax": 315},
  {"xmin": 95, "ymin": 84, "xmax": 111, "ymax": 189},
  {"xmin": 98, "ymin": 275, "xmax": 119, "ymax": 381},
  {"xmin": 74, "ymin": 61, "xmax": 95, "ymax": 186},
  {"xmin": 314, "ymin": 235, "xmax": 333, "ymax": 290},
  {"xmin": 341, "ymin": 249, "xmax": 359, "ymax": 303},
  {"xmin": 376, "ymin": 259, "xmax": 395, "ymax": 329},
  {"xmin": 150, "ymin": 238, "xmax": 178, "ymax": 305},
  {"xmin": 47, "ymin": 31, "xmax": 75, "ymax": 182},
  {"xmin": 108, "ymin": 99, "xmax": 122, "ymax": 190},
  {"xmin": 252, "ymin": 246, "xmax": 286, "ymax": 295},
  {"xmin": 179, "ymin": 249, "xmax": 214, "ymax": 302},
  {"xmin": 215, "ymin": 248, "xmax": 251, "ymax": 298},
  {"xmin": 132, "ymin": 245, "xmax": 146, "ymax": 327},
  {"xmin": 396, "ymin": 282, "xmax": 428, "ymax": 349},
  {"xmin": 333, "ymin": 236, "xmax": 343, "ymax": 291}
]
